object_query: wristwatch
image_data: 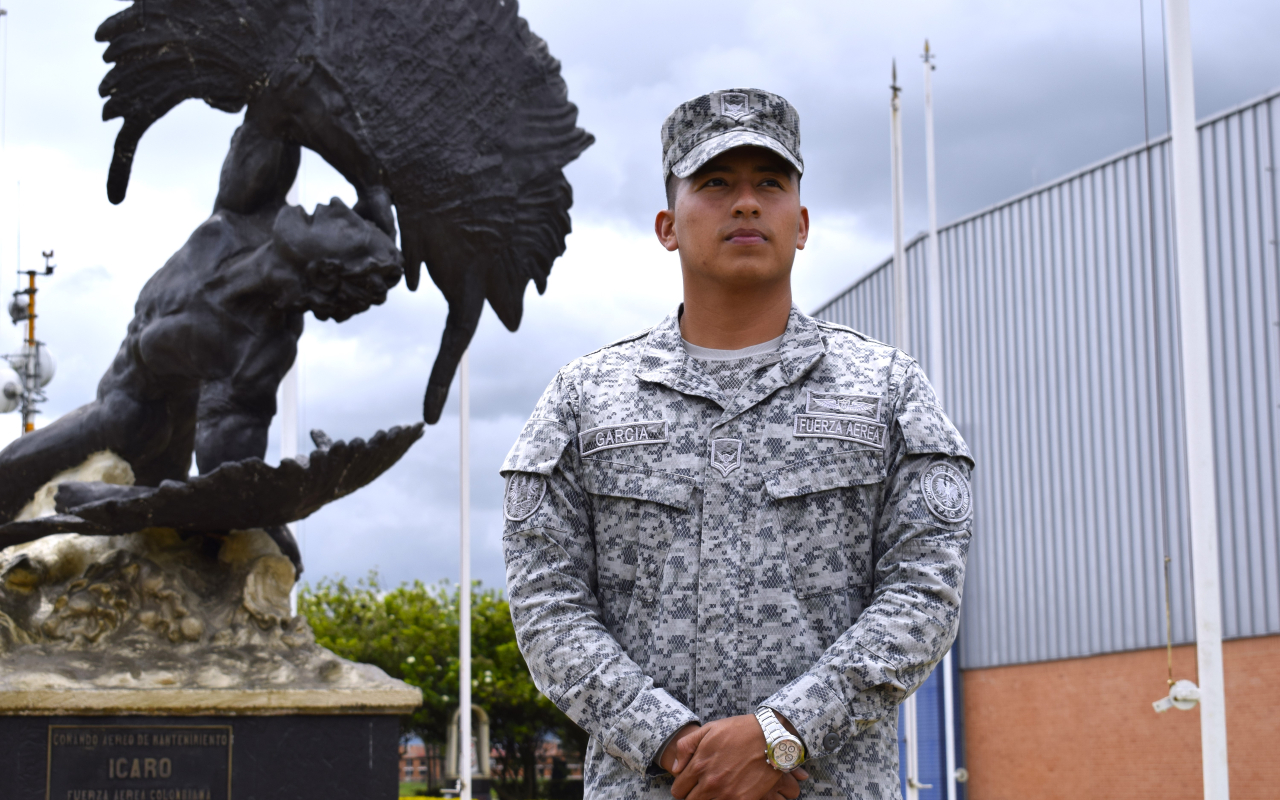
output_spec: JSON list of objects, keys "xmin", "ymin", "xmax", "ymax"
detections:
[{"xmin": 755, "ymin": 707, "xmax": 805, "ymax": 772}]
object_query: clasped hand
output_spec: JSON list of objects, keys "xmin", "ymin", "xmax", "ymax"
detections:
[{"xmin": 660, "ymin": 716, "xmax": 810, "ymax": 800}]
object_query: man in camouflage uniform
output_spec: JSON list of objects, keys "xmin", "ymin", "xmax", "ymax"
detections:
[{"xmin": 501, "ymin": 88, "xmax": 974, "ymax": 800}]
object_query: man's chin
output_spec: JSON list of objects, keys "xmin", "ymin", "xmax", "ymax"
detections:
[{"xmin": 707, "ymin": 261, "xmax": 791, "ymax": 288}]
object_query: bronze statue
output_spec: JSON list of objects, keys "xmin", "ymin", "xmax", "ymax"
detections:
[
  {"xmin": 0, "ymin": 0, "xmax": 592, "ymax": 562},
  {"xmin": 0, "ymin": 122, "xmax": 401, "ymax": 527},
  {"xmin": 98, "ymin": 0, "xmax": 593, "ymax": 424}
]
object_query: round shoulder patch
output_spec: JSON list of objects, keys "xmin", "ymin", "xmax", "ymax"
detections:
[
  {"xmin": 504, "ymin": 473, "xmax": 548, "ymax": 522},
  {"xmin": 921, "ymin": 462, "xmax": 972, "ymax": 523}
]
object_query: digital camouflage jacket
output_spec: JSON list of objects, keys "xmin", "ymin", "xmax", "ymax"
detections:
[{"xmin": 501, "ymin": 306, "xmax": 974, "ymax": 799}]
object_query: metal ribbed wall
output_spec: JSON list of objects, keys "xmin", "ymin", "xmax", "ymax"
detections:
[{"xmin": 815, "ymin": 89, "xmax": 1280, "ymax": 670}]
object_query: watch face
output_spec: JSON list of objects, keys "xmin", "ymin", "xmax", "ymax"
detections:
[{"xmin": 772, "ymin": 739, "xmax": 801, "ymax": 768}]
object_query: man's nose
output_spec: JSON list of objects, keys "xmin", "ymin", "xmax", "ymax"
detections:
[{"xmin": 731, "ymin": 185, "xmax": 762, "ymax": 217}]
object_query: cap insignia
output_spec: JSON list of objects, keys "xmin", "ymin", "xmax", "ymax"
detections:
[{"xmin": 720, "ymin": 93, "xmax": 750, "ymax": 120}]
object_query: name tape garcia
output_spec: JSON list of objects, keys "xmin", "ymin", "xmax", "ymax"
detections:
[{"xmin": 580, "ymin": 420, "xmax": 669, "ymax": 456}]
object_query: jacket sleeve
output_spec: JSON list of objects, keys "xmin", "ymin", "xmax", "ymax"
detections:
[
  {"xmin": 761, "ymin": 357, "xmax": 973, "ymax": 759},
  {"xmin": 500, "ymin": 371, "xmax": 700, "ymax": 775}
]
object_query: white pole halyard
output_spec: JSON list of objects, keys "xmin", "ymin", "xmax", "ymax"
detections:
[
  {"xmin": 459, "ymin": 347, "xmax": 472, "ymax": 800},
  {"xmin": 1163, "ymin": 2, "xmax": 1229, "ymax": 798}
]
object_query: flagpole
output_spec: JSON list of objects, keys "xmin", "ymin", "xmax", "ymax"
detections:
[
  {"xmin": 890, "ymin": 58, "xmax": 924, "ymax": 800},
  {"xmin": 459, "ymin": 347, "xmax": 472, "ymax": 800},
  {"xmin": 283, "ymin": 179, "xmax": 301, "ymax": 614},
  {"xmin": 1163, "ymin": 2, "xmax": 1229, "ymax": 797},
  {"xmin": 922, "ymin": 38, "xmax": 958, "ymax": 800},
  {"xmin": 891, "ymin": 60, "xmax": 909, "ymax": 354},
  {"xmin": 923, "ymin": 41, "xmax": 942, "ymax": 399}
]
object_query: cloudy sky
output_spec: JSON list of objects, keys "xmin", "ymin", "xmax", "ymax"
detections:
[{"xmin": 0, "ymin": 0, "xmax": 1276, "ymax": 592}]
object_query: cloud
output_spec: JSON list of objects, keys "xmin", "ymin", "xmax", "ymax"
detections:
[{"xmin": 3, "ymin": 0, "xmax": 1280, "ymax": 590}]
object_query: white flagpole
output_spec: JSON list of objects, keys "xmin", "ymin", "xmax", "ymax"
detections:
[
  {"xmin": 282, "ymin": 176, "xmax": 301, "ymax": 466},
  {"xmin": 1163, "ymin": 2, "xmax": 1229, "ymax": 798},
  {"xmin": 922, "ymin": 40, "xmax": 957, "ymax": 800},
  {"xmin": 283, "ymin": 179, "xmax": 301, "ymax": 614},
  {"xmin": 923, "ymin": 41, "xmax": 943, "ymax": 399},
  {"xmin": 891, "ymin": 59, "xmax": 922, "ymax": 800},
  {"xmin": 459, "ymin": 348, "xmax": 472, "ymax": 800},
  {"xmin": 891, "ymin": 60, "xmax": 909, "ymax": 354}
]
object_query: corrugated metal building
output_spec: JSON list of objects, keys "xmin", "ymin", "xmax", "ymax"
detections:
[{"xmin": 816, "ymin": 89, "xmax": 1280, "ymax": 798}]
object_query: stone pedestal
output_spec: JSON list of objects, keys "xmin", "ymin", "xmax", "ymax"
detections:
[
  {"xmin": 0, "ymin": 528, "xmax": 422, "ymax": 798},
  {"xmin": 0, "ymin": 711, "xmax": 410, "ymax": 799}
]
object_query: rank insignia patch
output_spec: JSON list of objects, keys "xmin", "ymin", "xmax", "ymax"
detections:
[
  {"xmin": 579, "ymin": 420, "xmax": 669, "ymax": 456},
  {"xmin": 921, "ymin": 462, "xmax": 972, "ymax": 523},
  {"xmin": 709, "ymin": 438, "xmax": 743, "ymax": 477},
  {"xmin": 504, "ymin": 473, "xmax": 547, "ymax": 521},
  {"xmin": 721, "ymin": 92, "xmax": 750, "ymax": 120},
  {"xmin": 805, "ymin": 392, "xmax": 880, "ymax": 418}
]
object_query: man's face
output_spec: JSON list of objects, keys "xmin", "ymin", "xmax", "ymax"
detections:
[{"xmin": 655, "ymin": 146, "xmax": 808, "ymax": 291}]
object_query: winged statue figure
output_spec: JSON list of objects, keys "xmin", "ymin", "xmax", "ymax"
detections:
[
  {"xmin": 99, "ymin": 0, "xmax": 593, "ymax": 424},
  {"xmin": 0, "ymin": 0, "xmax": 591, "ymax": 553}
]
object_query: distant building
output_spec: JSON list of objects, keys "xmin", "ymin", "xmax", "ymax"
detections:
[
  {"xmin": 399, "ymin": 741, "xmax": 442, "ymax": 786},
  {"xmin": 533, "ymin": 738, "xmax": 584, "ymax": 781},
  {"xmin": 399, "ymin": 738, "xmax": 583, "ymax": 789},
  {"xmin": 814, "ymin": 88, "xmax": 1280, "ymax": 799}
]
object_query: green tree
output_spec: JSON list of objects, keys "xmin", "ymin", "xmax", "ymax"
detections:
[{"xmin": 299, "ymin": 574, "xmax": 586, "ymax": 798}]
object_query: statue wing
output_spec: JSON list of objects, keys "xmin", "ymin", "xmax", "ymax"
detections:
[
  {"xmin": 317, "ymin": 0, "xmax": 593, "ymax": 422},
  {"xmin": 95, "ymin": 0, "xmax": 289, "ymax": 204}
]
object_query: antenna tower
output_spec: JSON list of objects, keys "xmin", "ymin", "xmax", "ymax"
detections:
[{"xmin": 5, "ymin": 249, "xmax": 56, "ymax": 432}]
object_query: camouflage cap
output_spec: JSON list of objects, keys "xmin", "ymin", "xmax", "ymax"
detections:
[{"xmin": 661, "ymin": 88, "xmax": 803, "ymax": 180}]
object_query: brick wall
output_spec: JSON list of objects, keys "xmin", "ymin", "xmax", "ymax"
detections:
[{"xmin": 962, "ymin": 634, "xmax": 1280, "ymax": 799}]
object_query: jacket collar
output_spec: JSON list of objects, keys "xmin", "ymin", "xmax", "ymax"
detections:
[{"xmin": 636, "ymin": 304, "xmax": 827, "ymax": 416}]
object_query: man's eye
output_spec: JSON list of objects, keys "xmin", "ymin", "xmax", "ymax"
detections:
[{"xmin": 703, "ymin": 178, "xmax": 727, "ymax": 187}]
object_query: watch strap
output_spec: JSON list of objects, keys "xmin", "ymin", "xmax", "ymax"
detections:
[{"xmin": 755, "ymin": 707, "xmax": 803, "ymax": 771}]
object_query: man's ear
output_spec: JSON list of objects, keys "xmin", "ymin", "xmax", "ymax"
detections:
[
  {"xmin": 655, "ymin": 208, "xmax": 679, "ymax": 252},
  {"xmin": 796, "ymin": 205, "xmax": 810, "ymax": 251}
]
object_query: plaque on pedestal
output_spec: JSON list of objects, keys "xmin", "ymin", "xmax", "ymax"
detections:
[{"xmin": 0, "ymin": 528, "xmax": 421, "ymax": 798}]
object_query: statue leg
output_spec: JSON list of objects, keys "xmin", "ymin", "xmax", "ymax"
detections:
[
  {"xmin": 193, "ymin": 380, "xmax": 275, "ymax": 473},
  {"xmin": 193, "ymin": 384, "xmax": 303, "ymax": 573},
  {"xmin": 0, "ymin": 344, "xmax": 201, "ymax": 522},
  {"xmin": 264, "ymin": 524, "xmax": 303, "ymax": 577},
  {"xmin": 0, "ymin": 402, "xmax": 120, "ymax": 522},
  {"xmin": 129, "ymin": 387, "xmax": 199, "ymax": 488}
]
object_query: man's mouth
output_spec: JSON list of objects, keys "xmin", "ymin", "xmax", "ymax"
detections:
[{"xmin": 725, "ymin": 228, "xmax": 768, "ymax": 244}]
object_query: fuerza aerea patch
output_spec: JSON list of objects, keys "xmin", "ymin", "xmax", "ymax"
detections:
[{"xmin": 793, "ymin": 414, "xmax": 887, "ymax": 449}]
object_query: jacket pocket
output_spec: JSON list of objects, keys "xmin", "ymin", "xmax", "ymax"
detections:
[
  {"xmin": 764, "ymin": 450, "xmax": 882, "ymax": 599},
  {"xmin": 760, "ymin": 451, "xmax": 880, "ymax": 660},
  {"xmin": 580, "ymin": 461, "xmax": 696, "ymax": 647}
]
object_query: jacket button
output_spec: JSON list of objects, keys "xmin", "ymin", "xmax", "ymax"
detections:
[{"xmin": 822, "ymin": 733, "xmax": 840, "ymax": 750}]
